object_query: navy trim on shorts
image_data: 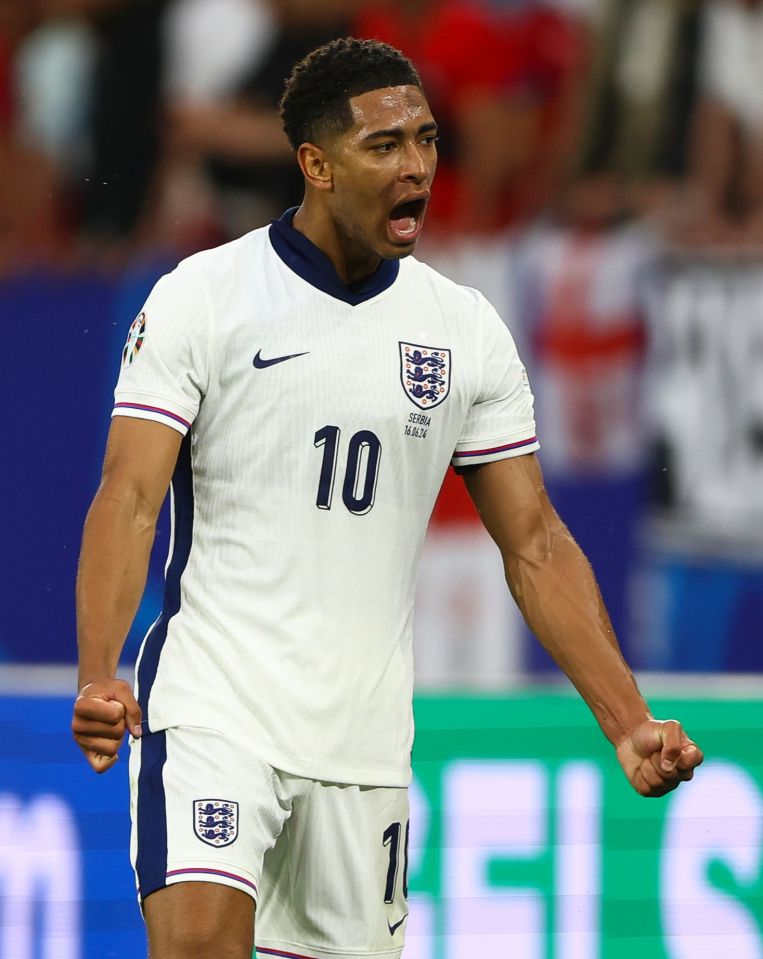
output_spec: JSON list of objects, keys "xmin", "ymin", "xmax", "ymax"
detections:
[
  {"xmin": 136, "ymin": 729, "xmax": 168, "ymax": 899},
  {"xmin": 136, "ymin": 432, "xmax": 194, "ymax": 727}
]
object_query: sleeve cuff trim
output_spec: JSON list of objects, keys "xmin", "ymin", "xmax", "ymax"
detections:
[
  {"xmin": 452, "ymin": 435, "xmax": 538, "ymax": 460},
  {"xmin": 113, "ymin": 402, "xmax": 192, "ymax": 430}
]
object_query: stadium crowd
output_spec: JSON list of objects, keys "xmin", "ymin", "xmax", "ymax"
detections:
[{"xmin": 2, "ymin": 0, "xmax": 763, "ymax": 271}]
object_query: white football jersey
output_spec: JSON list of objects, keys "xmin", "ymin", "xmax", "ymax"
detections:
[{"xmin": 114, "ymin": 212, "xmax": 539, "ymax": 786}]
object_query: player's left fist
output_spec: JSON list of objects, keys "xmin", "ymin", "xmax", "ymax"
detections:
[{"xmin": 616, "ymin": 719, "xmax": 703, "ymax": 798}]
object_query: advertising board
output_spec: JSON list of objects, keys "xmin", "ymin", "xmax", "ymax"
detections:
[{"xmin": 0, "ymin": 692, "xmax": 760, "ymax": 958}]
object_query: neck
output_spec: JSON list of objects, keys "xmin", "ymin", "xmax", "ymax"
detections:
[{"xmin": 292, "ymin": 202, "xmax": 381, "ymax": 285}]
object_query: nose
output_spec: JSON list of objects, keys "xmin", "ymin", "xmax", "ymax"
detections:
[{"xmin": 399, "ymin": 143, "xmax": 428, "ymax": 184}]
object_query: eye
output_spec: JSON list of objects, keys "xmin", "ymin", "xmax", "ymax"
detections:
[
  {"xmin": 421, "ymin": 135, "xmax": 439, "ymax": 147},
  {"xmin": 374, "ymin": 141, "xmax": 396, "ymax": 154}
]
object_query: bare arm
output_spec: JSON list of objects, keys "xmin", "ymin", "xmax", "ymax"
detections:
[
  {"xmin": 168, "ymin": 103, "xmax": 292, "ymax": 164},
  {"xmin": 72, "ymin": 417, "xmax": 182, "ymax": 772},
  {"xmin": 687, "ymin": 97, "xmax": 736, "ymax": 217},
  {"xmin": 463, "ymin": 453, "xmax": 703, "ymax": 796}
]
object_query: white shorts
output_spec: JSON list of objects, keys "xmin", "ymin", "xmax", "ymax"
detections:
[{"xmin": 129, "ymin": 726, "xmax": 410, "ymax": 959}]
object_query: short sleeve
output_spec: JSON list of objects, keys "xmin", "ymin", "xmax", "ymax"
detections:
[
  {"xmin": 451, "ymin": 295, "xmax": 539, "ymax": 468},
  {"xmin": 112, "ymin": 264, "xmax": 212, "ymax": 436}
]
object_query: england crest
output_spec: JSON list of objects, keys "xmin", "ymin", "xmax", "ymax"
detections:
[
  {"xmin": 399, "ymin": 342, "xmax": 451, "ymax": 410},
  {"xmin": 193, "ymin": 799, "xmax": 239, "ymax": 848}
]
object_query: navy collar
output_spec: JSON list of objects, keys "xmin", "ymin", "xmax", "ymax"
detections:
[{"xmin": 268, "ymin": 207, "xmax": 399, "ymax": 306}]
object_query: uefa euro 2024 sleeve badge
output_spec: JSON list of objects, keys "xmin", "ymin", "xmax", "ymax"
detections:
[
  {"xmin": 399, "ymin": 342, "xmax": 451, "ymax": 410},
  {"xmin": 193, "ymin": 799, "xmax": 239, "ymax": 847},
  {"xmin": 121, "ymin": 312, "xmax": 146, "ymax": 368}
]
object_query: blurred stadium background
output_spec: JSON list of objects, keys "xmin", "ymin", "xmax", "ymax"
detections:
[{"xmin": 2, "ymin": 0, "xmax": 762, "ymax": 955}]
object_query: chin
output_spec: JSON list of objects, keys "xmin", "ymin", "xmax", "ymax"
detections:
[
  {"xmin": 379, "ymin": 235, "xmax": 419, "ymax": 260},
  {"xmin": 382, "ymin": 245, "xmax": 417, "ymax": 261}
]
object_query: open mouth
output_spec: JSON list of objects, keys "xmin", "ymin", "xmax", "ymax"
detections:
[{"xmin": 388, "ymin": 197, "xmax": 428, "ymax": 243}]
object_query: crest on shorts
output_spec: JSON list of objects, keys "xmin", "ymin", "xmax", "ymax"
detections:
[
  {"xmin": 122, "ymin": 312, "xmax": 146, "ymax": 368},
  {"xmin": 399, "ymin": 342, "xmax": 451, "ymax": 410},
  {"xmin": 193, "ymin": 799, "xmax": 239, "ymax": 847}
]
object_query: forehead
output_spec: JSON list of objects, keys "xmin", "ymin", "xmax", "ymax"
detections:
[{"xmin": 346, "ymin": 85, "xmax": 434, "ymax": 135}]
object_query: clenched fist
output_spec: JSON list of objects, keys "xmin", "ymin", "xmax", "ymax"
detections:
[
  {"xmin": 617, "ymin": 719, "xmax": 703, "ymax": 797},
  {"xmin": 72, "ymin": 679, "xmax": 142, "ymax": 773}
]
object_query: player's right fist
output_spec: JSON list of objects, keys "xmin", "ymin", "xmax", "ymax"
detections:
[{"xmin": 71, "ymin": 679, "xmax": 142, "ymax": 774}]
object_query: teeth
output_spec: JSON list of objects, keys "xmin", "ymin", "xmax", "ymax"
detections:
[{"xmin": 398, "ymin": 217, "xmax": 416, "ymax": 235}]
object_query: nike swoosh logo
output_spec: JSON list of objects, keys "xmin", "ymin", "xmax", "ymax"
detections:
[
  {"xmin": 388, "ymin": 914, "xmax": 408, "ymax": 935},
  {"xmin": 253, "ymin": 349, "xmax": 310, "ymax": 369}
]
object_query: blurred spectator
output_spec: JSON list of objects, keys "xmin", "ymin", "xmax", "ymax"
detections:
[
  {"xmin": 163, "ymin": 0, "xmax": 275, "ymax": 107},
  {"xmin": 80, "ymin": 0, "xmax": 170, "ymax": 250},
  {"xmin": 153, "ymin": 0, "xmax": 277, "ymax": 247},
  {"xmin": 0, "ymin": 0, "xmax": 169, "ymax": 269},
  {"xmin": 153, "ymin": 0, "xmax": 354, "ymax": 247},
  {"xmin": 674, "ymin": 0, "xmax": 763, "ymax": 249},
  {"xmin": 511, "ymin": 172, "xmax": 653, "ymax": 664},
  {"xmin": 573, "ymin": 0, "xmax": 701, "ymax": 216},
  {"xmin": 354, "ymin": 0, "xmax": 589, "ymax": 233},
  {"xmin": 517, "ymin": 174, "xmax": 650, "ymax": 479},
  {"xmin": 0, "ymin": 1, "xmax": 71, "ymax": 271},
  {"xmin": 15, "ymin": 13, "xmax": 94, "ymax": 176}
]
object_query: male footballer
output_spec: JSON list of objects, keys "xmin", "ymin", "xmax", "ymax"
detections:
[{"xmin": 72, "ymin": 38, "xmax": 703, "ymax": 959}]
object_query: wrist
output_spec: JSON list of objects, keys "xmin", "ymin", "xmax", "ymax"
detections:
[
  {"xmin": 76, "ymin": 670, "xmax": 118, "ymax": 694},
  {"xmin": 597, "ymin": 704, "xmax": 652, "ymax": 749}
]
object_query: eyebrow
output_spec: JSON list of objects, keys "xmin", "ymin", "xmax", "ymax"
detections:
[{"xmin": 362, "ymin": 122, "xmax": 439, "ymax": 143}]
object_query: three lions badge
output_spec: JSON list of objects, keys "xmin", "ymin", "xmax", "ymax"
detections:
[
  {"xmin": 193, "ymin": 799, "xmax": 238, "ymax": 847},
  {"xmin": 399, "ymin": 342, "xmax": 451, "ymax": 410}
]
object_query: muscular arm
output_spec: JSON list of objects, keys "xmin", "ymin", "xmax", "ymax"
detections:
[
  {"xmin": 463, "ymin": 453, "xmax": 703, "ymax": 796},
  {"xmin": 73, "ymin": 417, "xmax": 182, "ymax": 771}
]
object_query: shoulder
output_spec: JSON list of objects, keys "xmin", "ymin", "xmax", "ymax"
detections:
[
  {"xmin": 140, "ymin": 227, "xmax": 273, "ymax": 333},
  {"xmin": 399, "ymin": 256, "xmax": 491, "ymax": 312},
  {"xmin": 169, "ymin": 224, "xmax": 272, "ymax": 291}
]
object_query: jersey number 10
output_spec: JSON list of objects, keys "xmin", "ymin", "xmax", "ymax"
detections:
[{"xmin": 314, "ymin": 425, "xmax": 382, "ymax": 515}]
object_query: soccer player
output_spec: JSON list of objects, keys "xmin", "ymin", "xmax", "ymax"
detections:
[{"xmin": 71, "ymin": 37, "xmax": 703, "ymax": 959}]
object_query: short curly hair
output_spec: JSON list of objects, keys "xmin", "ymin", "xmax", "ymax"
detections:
[{"xmin": 279, "ymin": 37, "xmax": 423, "ymax": 150}]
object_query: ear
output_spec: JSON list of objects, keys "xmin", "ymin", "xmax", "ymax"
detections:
[{"xmin": 297, "ymin": 142, "xmax": 333, "ymax": 192}]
